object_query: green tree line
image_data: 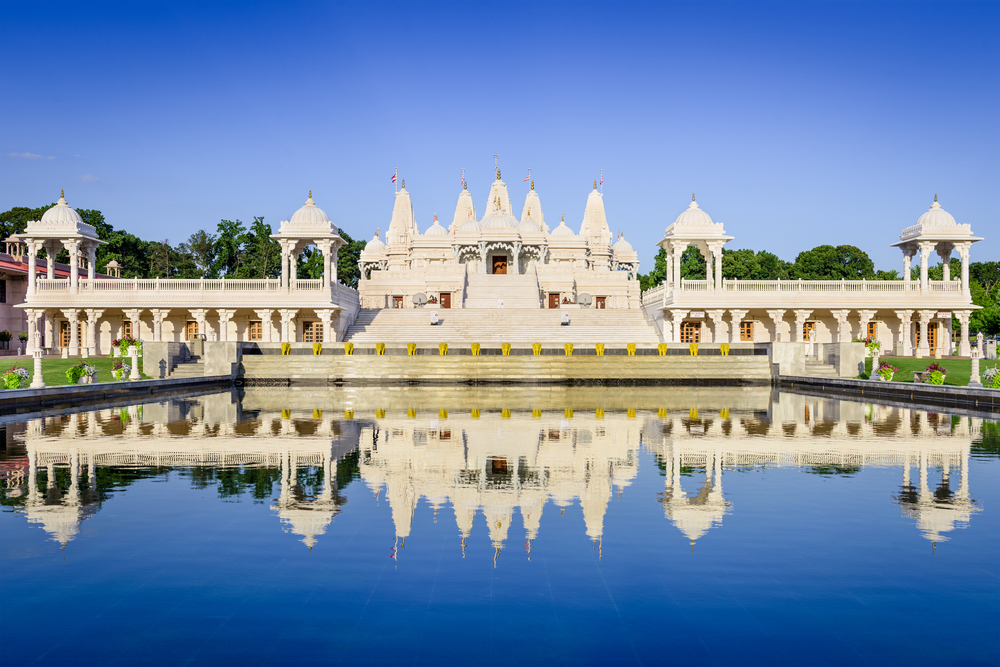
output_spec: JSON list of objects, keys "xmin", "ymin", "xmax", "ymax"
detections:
[
  {"xmin": 638, "ymin": 244, "xmax": 1000, "ymax": 334},
  {"xmin": 0, "ymin": 203, "xmax": 367, "ymax": 287}
]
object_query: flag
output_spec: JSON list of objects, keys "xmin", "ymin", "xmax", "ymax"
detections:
[
  {"xmin": 391, "ymin": 173, "xmax": 397, "ymax": 183},
  {"xmin": 600, "ymin": 173, "xmax": 603, "ymax": 185},
  {"xmin": 524, "ymin": 174, "xmax": 531, "ymax": 182}
]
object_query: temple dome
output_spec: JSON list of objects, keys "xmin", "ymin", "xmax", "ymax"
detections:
[
  {"xmin": 459, "ymin": 218, "xmax": 482, "ymax": 233},
  {"xmin": 915, "ymin": 197, "xmax": 957, "ymax": 228},
  {"xmin": 672, "ymin": 197, "xmax": 714, "ymax": 228},
  {"xmin": 424, "ymin": 219, "xmax": 448, "ymax": 236},
  {"xmin": 280, "ymin": 192, "xmax": 339, "ymax": 235},
  {"xmin": 550, "ymin": 219, "xmax": 575, "ymax": 237},
  {"xmin": 612, "ymin": 236, "xmax": 634, "ymax": 254},
  {"xmin": 40, "ymin": 192, "xmax": 84, "ymax": 227},
  {"xmin": 518, "ymin": 219, "xmax": 541, "ymax": 233},
  {"xmin": 363, "ymin": 233, "xmax": 386, "ymax": 254},
  {"xmin": 481, "ymin": 214, "xmax": 519, "ymax": 230}
]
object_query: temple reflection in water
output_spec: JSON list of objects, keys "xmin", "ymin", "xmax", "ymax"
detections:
[{"xmin": 2, "ymin": 387, "xmax": 988, "ymax": 557}]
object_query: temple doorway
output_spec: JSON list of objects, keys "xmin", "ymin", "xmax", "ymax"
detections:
[
  {"xmin": 548, "ymin": 293, "xmax": 560, "ymax": 309},
  {"xmin": 492, "ymin": 256, "xmax": 508, "ymax": 274},
  {"xmin": 440, "ymin": 293, "xmax": 451, "ymax": 309}
]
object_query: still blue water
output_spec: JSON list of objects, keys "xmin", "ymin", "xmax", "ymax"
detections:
[{"xmin": 2, "ymin": 387, "xmax": 998, "ymax": 666}]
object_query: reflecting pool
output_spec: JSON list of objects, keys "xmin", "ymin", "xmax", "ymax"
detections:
[{"xmin": 2, "ymin": 387, "xmax": 998, "ymax": 666}]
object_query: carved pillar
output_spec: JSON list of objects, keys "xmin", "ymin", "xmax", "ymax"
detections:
[
  {"xmin": 64, "ymin": 239, "xmax": 81, "ymax": 294},
  {"xmin": 706, "ymin": 241, "xmax": 725, "ymax": 291},
  {"xmin": 916, "ymin": 310, "xmax": 934, "ymax": 357},
  {"xmin": 316, "ymin": 309, "xmax": 335, "ymax": 343},
  {"xmin": 672, "ymin": 243, "xmax": 686, "ymax": 292},
  {"xmin": 954, "ymin": 242, "xmax": 972, "ymax": 299},
  {"xmin": 86, "ymin": 245, "xmax": 96, "ymax": 281},
  {"xmin": 478, "ymin": 241, "xmax": 488, "ymax": 274},
  {"xmin": 857, "ymin": 310, "xmax": 877, "ymax": 342},
  {"xmin": 936, "ymin": 243, "xmax": 953, "ymax": 283},
  {"xmin": 24, "ymin": 309, "xmax": 42, "ymax": 354},
  {"xmin": 728, "ymin": 309, "xmax": 748, "ymax": 344},
  {"xmin": 123, "ymin": 309, "xmax": 143, "ymax": 341},
  {"xmin": 902, "ymin": 247, "xmax": 913, "ymax": 285},
  {"xmin": 955, "ymin": 311, "xmax": 971, "ymax": 358},
  {"xmin": 26, "ymin": 242, "xmax": 39, "ymax": 296},
  {"xmin": 85, "ymin": 309, "xmax": 104, "ymax": 356},
  {"xmin": 669, "ymin": 309, "xmax": 688, "ymax": 343},
  {"xmin": 793, "ymin": 310, "xmax": 813, "ymax": 343},
  {"xmin": 217, "ymin": 309, "xmax": 235, "ymax": 342},
  {"xmin": 706, "ymin": 309, "xmax": 726, "ymax": 344},
  {"xmin": 43, "ymin": 240, "xmax": 59, "ymax": 279},
  {"xmin": 43, "ymin": 310, "xmax": 55, "ymax": 351},
  {"xmin": 279, "ymin": 309, "xmax": 298, "ymax": 343},
  {"xmin": 188, "ymin": 309, "xmax": 209, "ymax": 341},
  {"xmin": 766, "ymin": 309, "xmax": 786, "ymax": 343},
  {"xmin": 917, "ymin": 241, "xmax": 934, "ymax": 294},
  {"xmin": 830, "ymin": 309, "xmax": 852, "ymax": 343},
  {"xmin": 150, "ymin": 309, "xmax": 170, "ymax": 342},
  {"xmin": 62, "ymin": 309, "xmax": 80, "ymax": 356},
  {"xmin": 893, "ymin": 310, "xmax": 913, "ymax": 357},
  {"xmin": 254, "ymin": 309, "xmax": 274, "ymax": 343},
  {"xmin": 513, "ymin": 242, "xmax": 522, "ymax": 274}
]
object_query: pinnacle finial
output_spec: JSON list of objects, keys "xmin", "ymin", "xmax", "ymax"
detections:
[
  {"xmin": 401, "ymin": 178, "xmax": 405, "ymax": 189},
  {"xmin": 594, "ymin": 179, "xmax": 597, "ymax": 190},
  {"xmin": 497, "ymin": 169, "xmax": 501, "ymax": 180},
  {"xmin": 61, "ymin": 189, "xmax": 64, "ymax": 198},
  {"xmin": 692, "ymin": 193, "xmax": 696, "ymax": 202},
  {"xmin": 530, "ymin": 181, "xmax": 534, "ymax": 190},
  {"xmin": 309, "ymin": 189, "xmax": 312, "ymax": 199},
  {"xmin": 934, "ymin": 193, "xmax": 938, "ymax": 202}
]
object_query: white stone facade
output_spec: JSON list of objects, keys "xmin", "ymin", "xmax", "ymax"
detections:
[
  {"xmin": 358, "ymin": 173, "xmax": 642, "ymax": 311},
  {"xmin": 642, "ymin": 196, "xmax": 983, "ymax": 357}
]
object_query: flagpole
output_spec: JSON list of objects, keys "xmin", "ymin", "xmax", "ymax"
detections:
[
  {"xmin": 395, "ymin": 167, "xmax": 398, "ymax": 193},
  {"xmin": 600, "ymin": 169, "xmax": 603, "ymax": 194}
]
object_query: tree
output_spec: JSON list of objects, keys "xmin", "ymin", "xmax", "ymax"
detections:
[
  {"xmin": 178, "ymin": 229, "xmax": 217, "ymax": 278},
  {"xmin": 721, "ymin": 248, "xmax": 790, "ymax": 280},
  {"xmin": 638, "ymin": 247, "xmax": 667, "ymax": 291},
  {"xmin": 211, "ymin": 219, "xmax": 249, "ymax": 278},
  {"xmin": 148, "ymin": 240, "xmax": 171, "ymax": 277},
  {"xmin": 234, "ymin": 217, "xmax": 281, "ymax": 279},
  {"xmin": 296, "ymin": 246, "xmax": 324, "ymax": 279},
  {"xmin": 875, "ymin": 269, "xmax": 901, "ymax": 280},
  {"xmin": 789, "ymin": 245, "xmax": 875, "ymax": 280},
  {"xmin": 336, "ymin": 228, "xmax": 367, "ymax": 288},
  {"xmin": 0, "ymin": 204, "xmax": 54, "ymax": 240}
]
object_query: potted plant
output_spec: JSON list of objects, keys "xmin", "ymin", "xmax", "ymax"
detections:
[
  {"xmin": 875, "ymin": 361, "xmax": 898, "ymax": 382},
  {"xmin": 111, "ymin": 338, "xmax": 120, "ymax": 357},
  {"xmin": 111, "ymin": 360, "xmax": 131, "ymax": 381},
  {"xmin": 66, "ymin": 363, "xmax": 98, "ymax": 384},
  {"xmin": 427, "ymin": 295, "xmax": 438, "ymax": 304},
  {"xmin": 0, "ymin": 330, "xmax": 11, "ymax": 351},
  {"xmin": 984, "ymin": 365, "xmax": 999, "ymax": 389},
  {"xmin": 2, "ymin": 366, "xmax": 29, "ymax": 389},
  {"xmin": 924, "ymin": 362, "xmax": 948, "ymax": 385},
  {"xmin": 864, "ymin": 337, "xmax": 881, "ymax": 358}
]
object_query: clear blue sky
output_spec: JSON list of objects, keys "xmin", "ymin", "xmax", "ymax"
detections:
[{"xmin": 2, "ymin": 1, "xmax": 997, "ymax": 272}]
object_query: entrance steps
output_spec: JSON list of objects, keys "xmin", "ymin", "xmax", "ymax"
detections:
[
  {"xmin": 463, "ymin": 273, "xmax": 540, "ymax": 309},
  {"xmin": 804, "ymin": 359, "xmax": 839, "ymax": 378},
  {"xmin": 343, "ymin": 308, "xmax": 661, "ymax": 345},
  {"xmin": 170, "ymin": 355, "xmax": 205, "ymax": 378}
]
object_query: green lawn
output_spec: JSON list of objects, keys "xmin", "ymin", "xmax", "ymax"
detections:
[
  {"xmin": 861, "ymin": 357, "xmax": 982, "ymax": 386},
  {"xmin": 2, "ymin": 356, "xmax": 150, "ymax": 388}
]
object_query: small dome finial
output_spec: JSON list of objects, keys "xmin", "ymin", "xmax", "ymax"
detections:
[
  {"xmin": 309, "ymin": 189, "xmax": 312, "ymax": 199},
  {"xmin": 594, "ymin": 179, "xmax": 597, "ymax": 190},
  {"xmin": 934, "ymin": 193, "xmax": 938, "ymax": 202},
  {"xmin": 530, "ymin": 180, "xmax": 534, "ymax": 190},
  {"xmin": 692, "ymin": 193, "xmax": 696, "ymax": 202},
  {"xmin": 61, "ymin": 188, "xmax": 65, "ymax": 198},
  {"xmin": 401, "ymin": 178, "xmax": 405, "ymax": 189}
]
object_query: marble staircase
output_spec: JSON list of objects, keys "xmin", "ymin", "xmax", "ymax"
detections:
[{"xmin": 463, "ymin": 272, "xmax": 541, "ymax": 309}]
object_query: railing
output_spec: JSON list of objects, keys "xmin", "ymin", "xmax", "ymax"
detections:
[
  {"xmin": 292, "ymin": 279, "xmax": 323, "ymax": 291},
  {"xmin": 31, "ymin": 277, "xmax": 364, "ymax": 299},
  {"xmin": 641, "ymin": 278, "xmax": 964, "ymax": 303},
  {"xmin": 36, "ymin": 279, "xmax": 69, "ymax": 291}
]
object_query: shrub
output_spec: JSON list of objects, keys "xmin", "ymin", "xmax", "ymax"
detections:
[
  {"xmin": 984, "ymin": 365, "xmax": 998, "ymax": 385},
  {"xmin": 925, "ymin": 362, "xmax": 948, "ymax": 375},
  {"xmin": 66, "ymin": 364, "xmax": 87, "ymax": 384},
  {"xmin": 17, "ymin": 332, "xmax": 28, "ymax": 342},
  {"xmin": 344, "ymin": 342, "xmax": 354, "ymax": 355},
  {"xmin": 876, "ymin": 361, "xmax": 898, "ymax": 381},
  {"xmin": 927, "ymin": 370, "xmax": 945, "ymax": 385},
  {"xmin": 0, "ymin": 331, "xmax": 11, "ymax": 343},
  {"xmin": 2, "ymin": 367, "xmax": 28, "ymax": 389},
  {"xmin": 111, "ymin": 361, "xmax": 131, "ymax": 381},
  {"xmin": 564, "ymin": 343, "xmax": 573, "ymax": 356}
]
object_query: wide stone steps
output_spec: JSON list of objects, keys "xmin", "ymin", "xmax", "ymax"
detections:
[
  {"xmin": 171, "ymin": 356, "xmax": 205, "ymax": 378},
  {"xmin": 804, "ymin": 360, "xmax": 839, "ymax": 378},
  {"xmin": 464, "ymin": 274, "xmax": 541, "ymax": 309},
  {"xmin": 240, "ymin": 355, "xmax": 773, "ymax": 384},
  {"xmin": 344, "ymin": 308, "xmax": 660, "ymax": 344}
]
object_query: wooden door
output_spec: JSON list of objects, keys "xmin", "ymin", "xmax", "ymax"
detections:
[
  {"xmin": 303, "ymin": 321, "xmax": 323, "ymax": 343},
  {"xmin": 392, "ymin": 296, "xmax": 403, "ymax": 308},
  {"xmin": 492, "ymin": 256, "xmax": 508, "ymax": 274},
  {"xmin": 928, "ymin": 322, "xmax": 938, "ymax": 351},
  {"xmin": 740, "ymin": 321, "xmax": 754, "ymax": 341},
  {"xmin": 680, "ymin": 321, "xmax": 701, "ymax": 343},
  {"xmin": 185, "ymin": 321, "xmax": 199, "ymax": 340},
  {"xmin": 60, "ymin": 321, "xmax": 71, "ymax": 348},
  {"xmin": 596, "ymin": 297, "xmax": 606, "ymax": 309},
  {"xmin": 548, "ymin": 293, "xmax": 560, "ymax": 309},
  {"xmin": 440, "ymin": 293, "xmax": 451, "ymax": 309}
]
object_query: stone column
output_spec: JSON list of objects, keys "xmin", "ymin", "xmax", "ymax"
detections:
[
  {"xmin": 728, "ymin": 310, "xmax": 749, "ymax": 343},
  {"xmin": 62, "ymin": 309, "xmax": 80, "ymax": 356},
  {"xmin": 25, "ymin": 309, "xmax": 42, "ymax": 355},
  {"xmin": 793, "ymin": 310, "xmax": 813, "ymax": 343},
  {"xmin": 279, "ymin": 309, "xmax": 298, "ymax": 343},
  {"xmin": 43, "ymin": 311, "xmax": 55, "ymax": 352},
  {"xmin": 85, "ymin": 309, "xmax": 103, "ymax": 356},
  {"xmin": 188, "ymin": 309, "xmax": 208, "ymax": 341},
  {"xmin": 316, "ymin": 309, "xmax": 335, "ymax": 343},
  {"xmin": 902, "ymin": 249, "xmax": 912, "ymax": 285},
  {"xmin": 30, "ymin": 332, "xmax": 45, "ymax": 388},
  {"xmin": 150, "ymin": 309, "xmax": 170, "ymax": 342},
  {"xmin": 830, "ymin": 309, "xmax": 851, "ymax": 343},
  {"xmin": 672, "ymin": 243, "xmax": 686, "ymax": 291},
  {"xmin": 26, "ymin": 243, "xmax": 39, "ymax": 296},
  {"xmin": 917, "ymin": 241, "xmax": 934, "ymax": 294},
  {"xmin": 669, "ymin": 309, "xmax": 688, "ymax": 344},
  {"xmin": 86, "ymin": 245, "xmax": 96, "ymax": 281},
  {"xmin": 664, "ymin": 244, "xmax": 673, "ymax": 288},
  {"xmin": 64, "ymin": 239, "xmax": 81, "ymax": 294},
  {"xmin": 916, "ymin": 310, "xmax": 934, "ymax": 357},
  {"xmin": 955, "ymin": 311, "xmax": 972, "ymax": 358},
  {"xmin": 43, "ymin": 240, "xmax": 59, "ymax": 279},
  {"xmin": 128, "ymin": 346, "xmax": 141, "ymax": 380},
  {"xmin": 937, "ymin": 243, "xmax": 953, "ymax": 283},
  {"xmin": 254, "ymin": 309, "xmax": 274, "ymax": 343},
  {"xmin": 124, "ymin": 309, "xmax": 143, "ymax": 341},
  {"xmin": 706, "ymin": 309, "xmax": 726, "ymax": 344},
  {"xmin": 954, "ymin": 242, "xmax": 972, "ymax": 299},
  {"xmin": 893, "ymin": 310, "xmax": 913, "ymax": 357},
  {"xmin": 217, "ymin": 309, "xmax": 235, "ymax": 342},
  {"xmin": 766, "ymin": 309, "xmax": 786, "ymax": 342},
  {"xmin": 707, "ymin": 241, "xmax": 725, "ymax": 291},
  {"xmin": 857, "ymin": 310, "xmax": 876, "ymax": 342},
  {"xmin": 513, "ymin": 242, "xmax": 522, "ymax": 274}
]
